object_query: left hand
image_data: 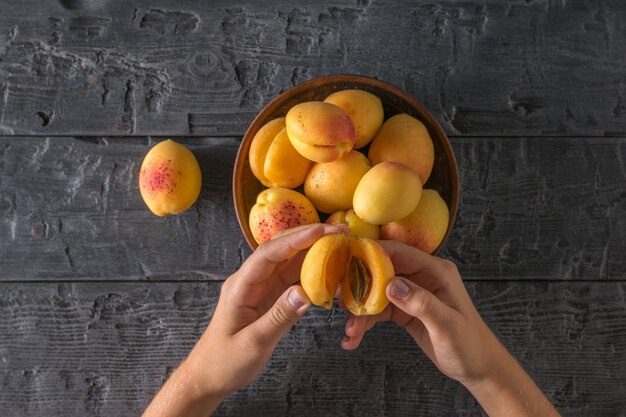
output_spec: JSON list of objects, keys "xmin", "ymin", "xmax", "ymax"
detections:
[
  {"xmin": 193, "ymin": 223, "xmax": 346, "ymax": 395},
  {"xmin": 143, "ymin": 223, "xmax": 346, "ymax": 417}
]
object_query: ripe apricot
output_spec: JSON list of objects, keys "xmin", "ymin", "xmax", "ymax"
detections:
[
  {"xmin": 368, "ymin": 113, "xmax": 435, "ymax": 183},
  {"xmin": 353, "ymin": 162, "xmax": 422, "ymax": 225},
  {"xmin": 249, "ymin": 118, "xmax": 312, "ymax": 188},
  {"xmin": 249, "ymin": 188, "xmax": 319, "ymax": 244},
  {"xmin": 139, "ymin": 139, "xmax": 201, "ymax": 216},
  {"xmin": 285, "ymin": 101, "xmax": 356, "ymax": 163},
  {"xmin": 301, "ymin": 234, "xmax": 394, "ymax": 316},
  {"xmin": 324, "ymin": 89, "xmax": 384, "ymax": 149},
  {"xmin": 382, "ymin": 189, "xmax": 449, "ymax": 254},
  {"xmin": 304, "ymin": 150, "xmax": 370, "ymax": 214},
  {"xmin": 326, "ymin": 209, "xmax": 380, "ymax": 240}
]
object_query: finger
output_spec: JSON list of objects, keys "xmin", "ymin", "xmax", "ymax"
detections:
[
  {"xmin": 244, "ymin": 285, "xmax": 310, "ymax": 347},
  {"xmin": 276, "ymin": 250, "xmax": 307, "ymax": 287},
  {"xmin": 377, "ymin": 240, "xmax": 441, "ymax": 276},
  {"xmin": 238, "ymin": 224, "xmax": 343, "ymax": 284},
  {"xmin": 386, "ymin": 277, "xmax": 459, "ymax": 334},
  {"xmin": 275, "ymin": 225, "xmax": 348, "ymax": 287},
  {"xmin": 341, "ymin": 307, "xmax": 392, "ymax": 350},
  {"xmin": 335, "ymin": 287, "xmax": 347, "ymax": 310},
  {"xmin": 274, "ymin": 223, "xmax": 348, "ymax": 240}
]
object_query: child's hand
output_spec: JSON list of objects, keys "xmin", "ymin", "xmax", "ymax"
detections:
[
  {"xmin": 341, "ymin": 240, "xmax": 561, "ymax": 417},
  {"xmin": 143, "ymin": 223, "xmax": 346, "ymax": 417}
]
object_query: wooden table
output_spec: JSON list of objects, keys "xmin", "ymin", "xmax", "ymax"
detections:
[{"xmin": 1, "ymin": 1, "xmax": 625, "ymax": 415}]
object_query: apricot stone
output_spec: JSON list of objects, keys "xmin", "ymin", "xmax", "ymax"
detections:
[
  {"xmin": 286, "ymin": 101, "xmax": 356, "ymax": 163},
  {"xmin": 368, "ymin": 113, "xmax": 435, "ymax": 183},
  {"xmin": 326, "ymin": 209, "xmax": 380, "ymax": 240},
  {"xmin": 300, "ymin": 233, "xmax": 394, "ymax": 315},
  {"xmin": 381, "ymin": 189, "xmax": 449, "ymax": 254},
  {"xmin": 139, "ymin": 139, "xmax": 201, "ymax": 216},
  {"xmin": 304, "ymin": 150, "xmax": 370, "ymax": 214},
  {"xmin": 249, "ymin": 118, "xmax": 312, "ymax": 188},
  {"xmin": 353, "ymin": 162, "xmax": 422, "ymax": 225},
  {"xmin": 324, "ymin": 89, "xmax": 384, "ymax": 149},
  {"xmin": 249, "ymin": 187, "xmax": 319, "ymax": 244}
]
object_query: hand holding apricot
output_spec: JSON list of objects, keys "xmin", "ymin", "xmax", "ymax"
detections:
[
  {"xmin": 143, "ymin": 224, "xmax": 345, "ymax": 417},
  {"xmin": 300, "ymin": 234, "xmax": 394, "ymax": 316},
  {"xmin": 341, "ymin": 240, "xmax": 561, "ymax": 417}
]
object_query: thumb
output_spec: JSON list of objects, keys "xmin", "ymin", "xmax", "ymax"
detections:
[
  {"xmin": 386, "ymin": 277, "xmax": 456, "ymax": 333},
  {"xmin": 246, "ymin": 286, "xmax": 310, "ymax": 348}
]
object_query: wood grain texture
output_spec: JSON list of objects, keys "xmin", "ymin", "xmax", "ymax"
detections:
[
  {"xmin": 1, "ymin": 136, "xmax": 625, "ymax": 281},
  {"xmin": 0, "ymin": 281, "xmax": 624, "ymax": 417},
  {"xmin": 0, "ymin": 136, "xmax": 251, "ymax": 280},
  {"xmin": 0, "ymin": 0, "xmax": 625, "ymax": 136}
]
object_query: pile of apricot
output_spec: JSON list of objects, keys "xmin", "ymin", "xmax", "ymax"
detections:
[{"xmin": 247, "ymin": 89, "xmax": 450, "ymax": 316}]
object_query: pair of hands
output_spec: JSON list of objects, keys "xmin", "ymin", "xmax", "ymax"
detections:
[{"xmin": 144, "ymin": 224, "xmax": 559, "ymax": 417}]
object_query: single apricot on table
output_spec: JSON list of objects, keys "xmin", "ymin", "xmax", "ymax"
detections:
[{"xmin": 139, "ymin": 139, "xmax": 202, "ymax": 216}]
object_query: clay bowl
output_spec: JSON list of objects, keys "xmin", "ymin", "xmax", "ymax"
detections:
[{"xmin": 233, "ymin": 74, "xmax": 459, "ymax": 253}]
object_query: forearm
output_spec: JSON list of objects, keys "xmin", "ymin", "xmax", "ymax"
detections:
[
  {"xmin": 467, "ymin": 343, "xmax": 560, "ymax": 417},
  {"xmin": 142, "ymin": 358, "xmax": 226, "ymax": 417}
]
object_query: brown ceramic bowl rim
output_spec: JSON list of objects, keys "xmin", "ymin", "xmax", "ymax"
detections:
[{"xmin": 233, "ymin": 73, "xmax": 460, "ymax": 253}]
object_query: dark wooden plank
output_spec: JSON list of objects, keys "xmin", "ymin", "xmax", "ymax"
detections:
[
  {"xmin": 1, "ymin": 136, "xmax": 625, "ymax": 281},
  {"xmin": 441, "ymin": 137, "xmax": 626, "ymax": 280},
  {"xmin": 1, "ymin": 0, "xmax": 625, "ymax": 136},
  {"xmin": 0, "ymin": 281, "xmax": 624, "ymax": 416},
  {"xmin": 0, "ymin": 136, "xmax": 251, "ymax": 280}
]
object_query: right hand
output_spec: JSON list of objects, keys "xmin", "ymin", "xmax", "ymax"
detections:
[{"xmin": 341, "ymin": 240, "xmax": 505, "ymax": 389}]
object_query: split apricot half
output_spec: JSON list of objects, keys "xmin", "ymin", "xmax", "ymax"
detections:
[{"xmin": 300, "ymin": 233, "xmax": 395, "ymax": 316}]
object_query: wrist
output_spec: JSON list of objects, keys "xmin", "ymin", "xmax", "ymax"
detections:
[
  {"xmin": 463, "ymin": 341, "xmax": 560, "ymax": 417},
  {"xmin": 183, "ymin": 345, "xmax": 232, "ymax": 402},
  {"xmin": 463, "ymin": 341, "xmax": 516, "ymax": 397}
]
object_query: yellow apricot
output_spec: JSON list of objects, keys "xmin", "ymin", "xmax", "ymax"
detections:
[
  {"xmin": 249, "ymin": 119, "xmax": 312, "ymax": 188},
  {"xmin": 304, "ymin": 150, "xmax": 370, "ymax": 214},
  {"xmin": 139, "ymin": 139, "xmax": 201, "ymax": 216},
  {"xmin": 264, "ymin": 128, "xmax": 312, "ymax": 188},
  {"xmin": 286, "ymin": 101, "xmax": 356, "ymax": 163},
  {"xmin": 341, "ymin": 238, "xmax": 394, "ymax": 316},
  {"xmin": 249, "ymin": 188, "xmax": 319, "ymax": 244},
  {"xmin": 382, "ymin": 189, "xmax": 449, "ymax": 254},
  {"xmin": 300, "ymin": 234, "xmax": 394, "ymax": 316},
  {"xmin": 300, "ymin": 233, "xmax": 349, "ymax": 309},
  {"xmin": 248, "ymin": 117, "xmax": 286, "ymax": 187},
  {"xmin": 326, "ymin": 209, "xmax": 380, "ymax": 240},
  {"xmin": 353, "ymin": 162, "xmax": 422, "ymax": 225},
  {"xmin": 324, "ymin": 89, "xmax": 384, "ymax": 149},
  {"xmin": 368, "ymin": 113, "xmax": 435, "ymax": 183}
]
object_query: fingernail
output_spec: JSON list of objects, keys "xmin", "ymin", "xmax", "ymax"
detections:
[
  {"xmin": 391, "ymin": 278, "xmax": 410, "ymax": 300},
  {"xmin": 288, "ymin": 288, "xmax": 305, "ymax": 308}
]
